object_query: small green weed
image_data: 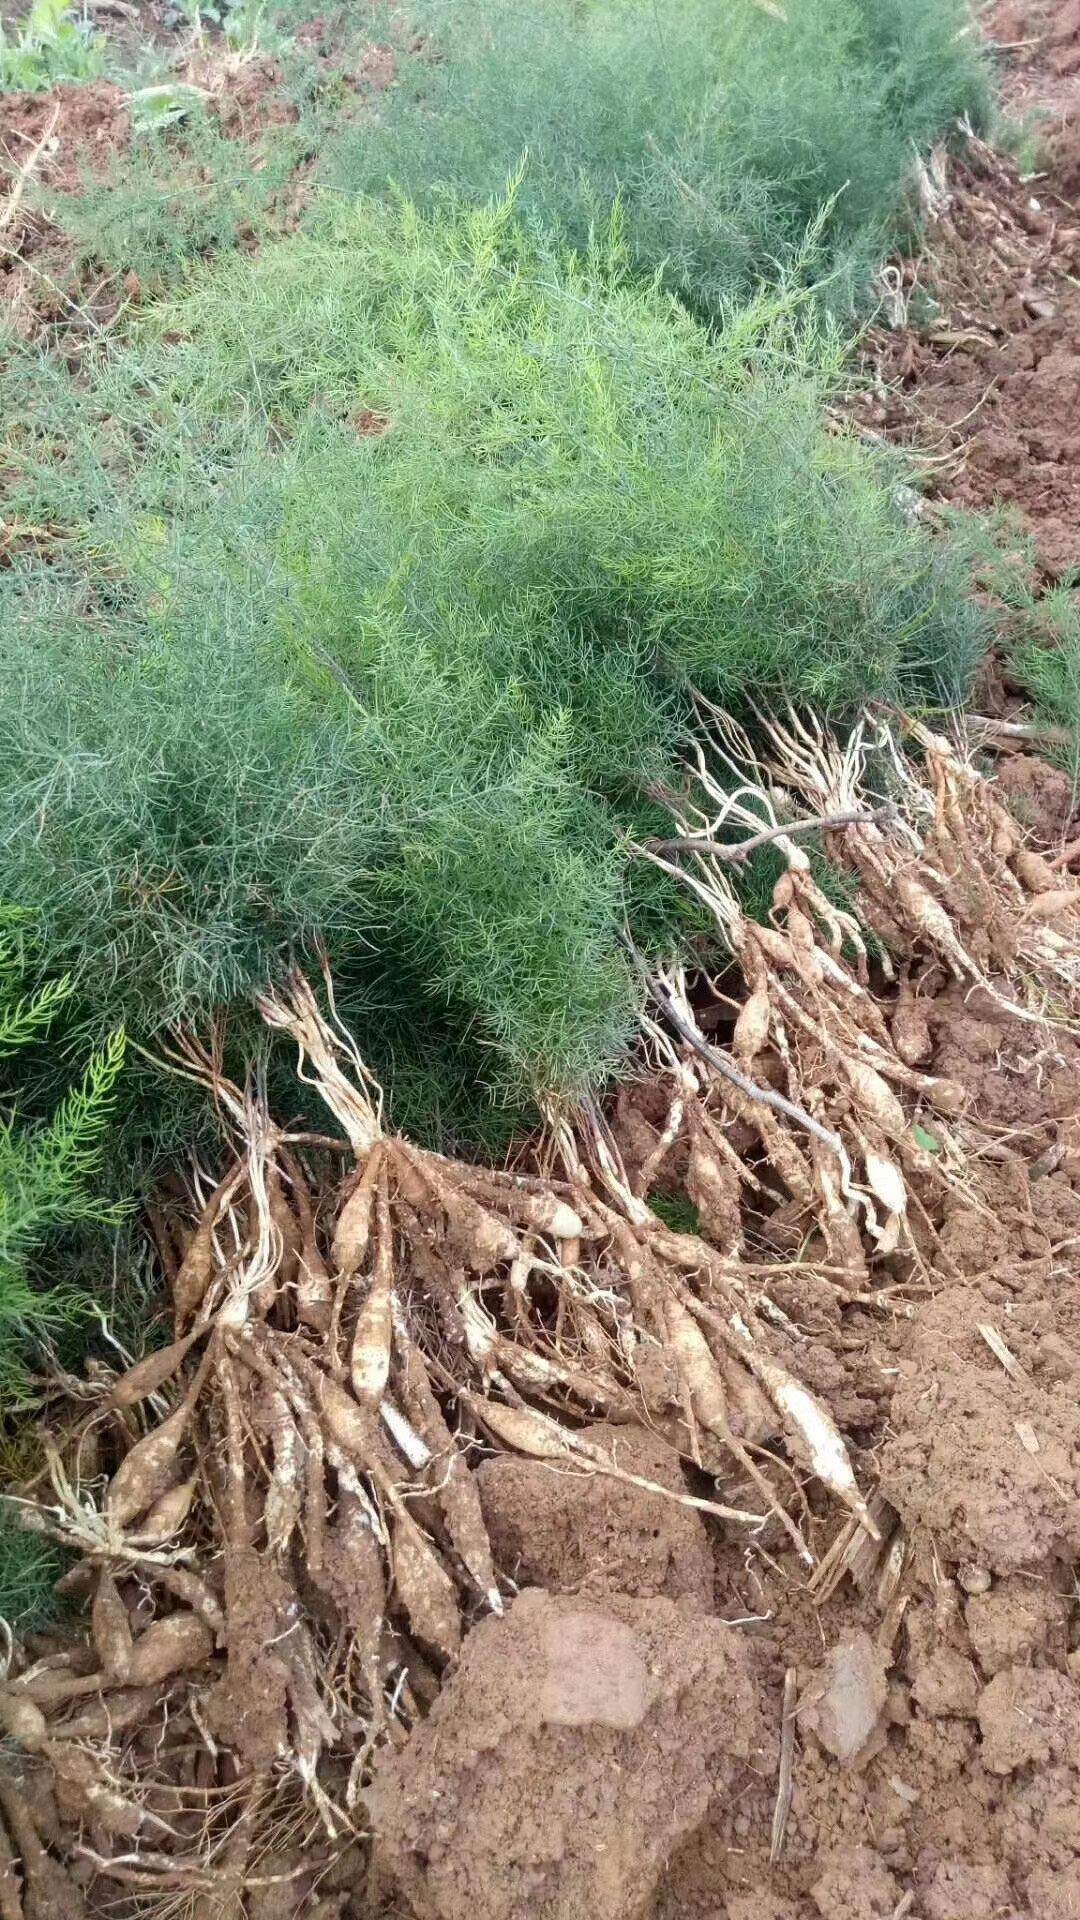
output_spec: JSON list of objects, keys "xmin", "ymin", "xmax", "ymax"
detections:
[
  {"xmin": 649, "ymin": 1193, "xmax": 701, "ymax": 1235},
  {"xmin": 0, "ymin": 0, "xmax": 103, "ymax": 92},
  {"xmin": 127, "ymin": 80, "xmax": 214, "ymax": 134}
]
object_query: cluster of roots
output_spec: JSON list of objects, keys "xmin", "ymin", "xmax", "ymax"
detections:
[{"xmin": 1, "ymin": 709, "xmax": 1079, "ymax": 1916}]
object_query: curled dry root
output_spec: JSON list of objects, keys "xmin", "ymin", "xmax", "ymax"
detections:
[{"xmin": 2, "ymin": 709, "xmax": 1076, "ymax": 1910}]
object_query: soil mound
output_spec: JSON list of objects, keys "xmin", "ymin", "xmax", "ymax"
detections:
[
  {"xmin": 367, "ymin": 1588, "xmax": 776, "ymax": 1920},
  {"xmin": 475, "ymin": 1420, "xmax": 713, "ymax": 1607},
  {"xmin": 854, "ymin": 2, "xmax": 1080, "ymax": 577}
]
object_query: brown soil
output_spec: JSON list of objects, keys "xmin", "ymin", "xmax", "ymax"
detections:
[
  {"xmin": 0, "ymin": 82, "xmax": 129, "ymax": 261},
  {"xmin": 854, "ymin": 1, "xmax": 1080, "ymax": 578},
  {"xmin": 475, "ymin": 1421, "xmax": 715, "ymax": 1608}
]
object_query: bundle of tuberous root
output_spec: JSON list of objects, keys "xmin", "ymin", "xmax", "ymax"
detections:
[
  {"xmin": 636, "ymin": 701, "xmax": 1080, "ymax": 1286},
  {"xmin": 2, "ymin": 707, "xmax": 1079, "ymax": 1915}
]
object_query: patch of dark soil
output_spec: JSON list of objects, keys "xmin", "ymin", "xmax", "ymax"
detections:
[
  {"xmin": 0, "ymin": 77, "xmax": 130, "ymax": 215},
  {"xmin": 991, "ymin": 0, "xmax": 1080, "ymax": 120}
]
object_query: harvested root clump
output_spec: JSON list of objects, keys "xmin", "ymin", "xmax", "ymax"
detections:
[
  {"xmin": 761, "ymin": 705, "xmax": 1080, "ymax": 1016},
  {"xmin": 1, "ymin": 709, "xmax": 1067, "ymax": 1909},
  {"xmin": 0, "ymin": 962, "xmax": 885, "ymax": 1909},
  {"xmin": 635, "ymin": 703, "xmax": 1080, "ymax": 1285}
]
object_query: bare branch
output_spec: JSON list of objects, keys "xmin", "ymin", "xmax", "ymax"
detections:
[
  {"xmin": 646, "ymin": 803, "xmax": 895, "ymax": 864},
  {"xmin": 646, "ymin": 971, "xmax": 844, "ymax": 1156}
]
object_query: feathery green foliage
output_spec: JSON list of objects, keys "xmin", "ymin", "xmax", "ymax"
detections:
[
  {"xmin": 0, "ymin": 194, "xmax": 990, "ymax": 1139},
  {"xmin": 0, "ymin": 913, "xmax": 126, "ymax": 1403},
  {"xmin": 30, "ymin": 0, "xmax": 988, "ymax": 309},
  {"xmin": 0, "ymin": 1506, "xmax": 70, "ymax": 1634},
  {"xmin": 1012, "ymin": 588, "xmax": 1080, "ymax": 797},
  {"xmin": 326, "ymin": 0, "xmax": 990, "ymax": 319}
]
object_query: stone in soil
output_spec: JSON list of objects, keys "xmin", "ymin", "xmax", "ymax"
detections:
[{"xmin": 797, "ymin": 1634, "xmax": 888, "ymax": 1770}]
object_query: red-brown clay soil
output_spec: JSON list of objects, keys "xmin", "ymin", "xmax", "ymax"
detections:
[{"xmin": 0, "ymin": 79, "xmax": 130, "ymax": 311}]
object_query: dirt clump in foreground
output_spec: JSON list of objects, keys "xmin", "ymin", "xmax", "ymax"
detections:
[
  {"xmin": 367, "ymin": 1587, "xmax": 776, "ymax": 1920},
  {"xmin": 993, "ymin": 752, "xmax": 1077, "ymax": 845}
]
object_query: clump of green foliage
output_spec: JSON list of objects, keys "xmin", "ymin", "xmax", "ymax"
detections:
[
  {"xmin": 1011, "ymin": 586, "xmax": 1080, "ymax": 797},
  {"xmin": 0, "ymin": 0, "xmax": 103, "ymax": 91},
  {"xmin": 0, "ymin": 1506, "xmax": 69, "ymax": 1634},
  {"xmin": 326, "ymin": 0, "xmax": 991, "ymax": 319},
  {"xmin": 0, "ymin": 193, "xmax": 990, "ymax": 1139},
  {"xmin": 0, "ymin": 912, "xmax": 125, "ymax": 1401}
]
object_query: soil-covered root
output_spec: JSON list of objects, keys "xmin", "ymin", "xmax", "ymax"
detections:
[{"xmin": 0, "ymin": 967, "xmax": 882, "ymax": 1907}]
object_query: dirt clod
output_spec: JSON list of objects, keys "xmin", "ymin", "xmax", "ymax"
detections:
[
  {"xmin": 809, "ymin": 1847, "xmax": 899, "ymax": 1919},
  {"xmin": 475, "ymin": 1421, "xmax": 712, "ymax": 1607},
  {"xmin": 366, "ymin": 1587, "xmax": 775, "ymax": 1920},
  {"xmin": 880, "ymin": 1359, "xmax": 1080, "ymax": 1573},
  {"xmin": 921, "ymin": 1858, "xmax": 1015, "ymax": 1920},
  {"xmin": 966, "ymin": 1577, "xmax": 1069, "ymax": 1676},
  {"xmin": 797, "ymin": 1634, "xmax": 888, "ymax": 1770},
  {"xmin": 977, "ymin": 1666, "xmax": 1080, "ymax": 1773},
  {"xmin": 996, "ymin": 756, "xmax": 1077, "ymax": 846}
]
